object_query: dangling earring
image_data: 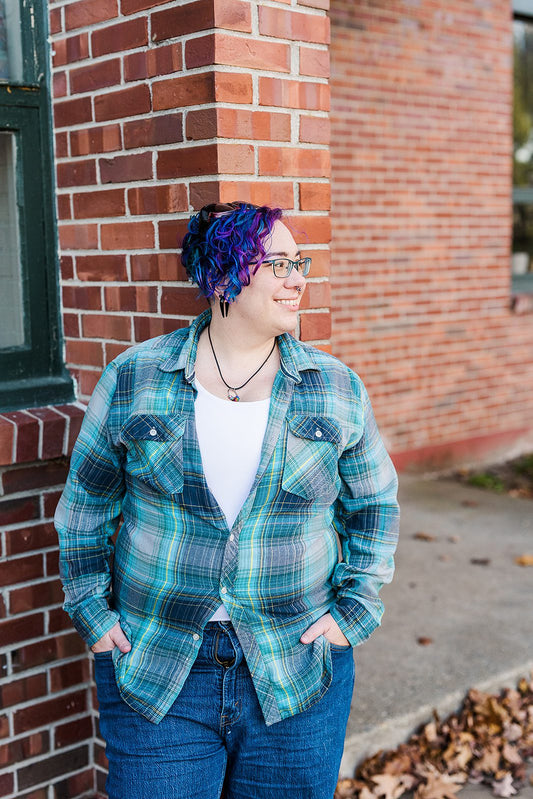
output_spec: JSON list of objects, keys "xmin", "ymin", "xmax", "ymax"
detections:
[{"xmin": 219, "ymin": 297, "xmax": 230, "ymax": 318}]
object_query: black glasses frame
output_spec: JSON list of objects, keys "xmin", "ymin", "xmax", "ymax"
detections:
[{"xmin": 262, "ymin": 257, "xmax": 312, "ymax": 278}]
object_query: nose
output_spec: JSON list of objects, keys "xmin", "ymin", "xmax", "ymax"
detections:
[{"xmin": 284, "ymin": 264, "xmax": 306, "ymax": 292}]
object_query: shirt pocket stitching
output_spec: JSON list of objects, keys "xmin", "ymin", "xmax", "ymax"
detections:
[
  {"xmin": 281, "ymin": 415, "xmax": 341, "ymax": 501},
  {"xmin": 120, "ymin": 414, "xmax": 186, "ymax": 496}
]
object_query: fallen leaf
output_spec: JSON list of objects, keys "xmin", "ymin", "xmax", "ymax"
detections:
[
  {"xmin": 414, "ymin": 532, "xmax": 437, "ymax": 542},
  {"xmin": 417, "ymin": 637, "xmax": 434, "ymax": 646},
  {"xmin": 461, "ymin": 499, "xmax": 479, "ymax": 507},
  {"xmin": 448, "ymin": 536, "xmax": 461, "ymax": 543},
  {"xmin": 514, "ymin": 554, "xmax": 533, "ymax": 567},
  {"xmin": 470, "ymin": 558, "xmax": 491, "ymax": 566},
  {"xmin": 492, "ymin": 773, "xmax": 517, "ymax": 797},
  {"xmin": 371, "ymin": 773, "xmax": 406, "ymax": 799}
]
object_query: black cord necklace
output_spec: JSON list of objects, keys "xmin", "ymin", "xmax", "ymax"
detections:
[{"xmin": 207, "ymin": 324, "xmax": 276, "ymax": 402}]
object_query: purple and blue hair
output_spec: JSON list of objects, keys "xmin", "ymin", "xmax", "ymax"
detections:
[{"xmin": 180, "ymin": 202, "xmax": 283, "ymax": 304}]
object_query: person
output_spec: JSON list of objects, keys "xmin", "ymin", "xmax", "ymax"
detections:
[{"xmin": 55, "ymin": 201, "xmax": 400, "ymax": 799}]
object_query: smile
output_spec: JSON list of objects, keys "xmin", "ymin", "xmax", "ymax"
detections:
[{"xmin": 275, "ymin": 299, "xmax": 301, "ymax": 307}]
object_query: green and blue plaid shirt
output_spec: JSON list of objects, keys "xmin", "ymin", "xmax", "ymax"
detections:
[{"xmin": 55, "ymin": 309, "xmax": 399, "ymax": 726}]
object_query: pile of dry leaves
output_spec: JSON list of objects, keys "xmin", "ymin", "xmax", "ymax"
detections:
[{"xmin": 335, "ymin": 676, "xmax": 533, "ymax": 799}]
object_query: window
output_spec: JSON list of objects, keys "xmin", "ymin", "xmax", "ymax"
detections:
[
  {"xmin": 513, "ymin": 2, "xmax": 533, "ymax": 292},
  {"xmin": 0, "ymin": 0, "xmax": 73, "ymax": 410}
]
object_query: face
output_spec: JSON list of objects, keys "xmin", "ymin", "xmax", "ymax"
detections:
[{"xmin": 232, "ymin": 220, "xmax": 307, "ymax": 337}]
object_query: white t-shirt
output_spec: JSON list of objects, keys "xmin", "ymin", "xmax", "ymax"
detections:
[{"xmin": 194, "ymin": 377, "xmax": 271, "ymax": 621}]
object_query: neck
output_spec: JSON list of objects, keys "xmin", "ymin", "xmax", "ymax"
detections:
[{"xmin": 206, "ymin": 310, "xmax": 277, "ymax": 366}]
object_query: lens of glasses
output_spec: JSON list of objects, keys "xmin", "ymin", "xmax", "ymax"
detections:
[{"xmin": 271, "ymin": 258, "xmax": 312, "ymax": 277}]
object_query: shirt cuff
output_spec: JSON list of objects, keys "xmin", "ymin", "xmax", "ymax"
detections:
[
  {"xmin": 329, "ymin": 597, "xmax": 381, "ymax": 648},
  {"xmin": 65, "ymin": 596, "xmax": 120, "ymax": 648}
]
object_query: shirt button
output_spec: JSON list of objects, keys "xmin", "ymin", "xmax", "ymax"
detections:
[
  {"xmin": 149, "ymin": 428, "xmax": 157, "ymax": 436},
  {"xmin": 315, "ymin": 429, "xmax": 323, "ymax": 438},
  {"xmin": 192, "ymin": 633, "xmax": 200, "ymax": 641},
  {"xmin": 221, "ymin": 586, "xmax": 227, "ymax": 594},
  {"xmin": 229, "ymin": 534, "xmax": 235, "ymax": 541}
]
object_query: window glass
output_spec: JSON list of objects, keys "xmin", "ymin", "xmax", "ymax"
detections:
[
  {"xmin": 0, "ymin": 0, "xmax": 23, "ymax": 83},
  {"xmin": 513, "ymin": 18, "xmax": 533, "ymax": 281},
  {"xmin": 0, "ymin": 131, "xmax": 24, "ymax": 348}
]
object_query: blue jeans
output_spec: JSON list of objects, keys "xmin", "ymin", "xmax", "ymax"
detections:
[{"xmin": 94, "ymin": 620, "xmax": 355, "ymax": 799}]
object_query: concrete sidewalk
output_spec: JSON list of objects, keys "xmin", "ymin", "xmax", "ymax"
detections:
[{"xmin": 339, "ymin": 474, "xmax": 533, "ymax": 782}]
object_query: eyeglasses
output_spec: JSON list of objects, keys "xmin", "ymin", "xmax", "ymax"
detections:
[{"xmin": 262, "ymin": 257, "xmax": 312, "ymax": 278}]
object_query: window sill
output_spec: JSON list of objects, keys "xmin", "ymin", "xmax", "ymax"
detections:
[{"xmin": 0, "ymin": 402, "xmax": 85, "ymax": 468}]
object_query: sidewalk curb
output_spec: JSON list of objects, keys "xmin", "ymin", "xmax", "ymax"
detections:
[{"xmin": 340, "ymin": 660, "xmax": 533, "ymax": 778}]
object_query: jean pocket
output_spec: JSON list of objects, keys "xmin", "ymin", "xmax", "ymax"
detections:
[
  {"xmin": 329, "ymin": 641, "xmax": 352, "ymax": 652},
  {"xmin": 93, "ymin": 649, "xmax": 115, "ymax": 658}
]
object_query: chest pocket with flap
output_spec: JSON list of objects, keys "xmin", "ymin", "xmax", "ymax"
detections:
[
  {"xmin": 120, "ymin": 414, "xmax": 186, "ymax": 496},
  {"xmin": 281, "ymin": 415, "xmax": 342, "ymax": 502}
]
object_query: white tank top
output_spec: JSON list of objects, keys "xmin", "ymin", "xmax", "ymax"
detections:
[{"xmin": 194, "ymin": 377, "xmax": 271, "ymax": 621}]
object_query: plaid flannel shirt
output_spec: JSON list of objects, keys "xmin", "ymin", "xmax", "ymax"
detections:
[{"xmin": 55, "ymin": 309, "xmax": 399, "ymax": 726}]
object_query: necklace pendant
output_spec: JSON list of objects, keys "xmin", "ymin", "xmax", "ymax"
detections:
[{"xmin": 227, "ymin": 388, "xmax": 240, "ymax": 402}]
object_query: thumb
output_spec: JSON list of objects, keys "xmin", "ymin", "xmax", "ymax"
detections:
[
  {"xmin": 109, "ymin": 623, "xmax": 131, "ymax": 653},
  {"xmin": 300, "ymin": 618, "xmax": 328, "ymax": 645}
]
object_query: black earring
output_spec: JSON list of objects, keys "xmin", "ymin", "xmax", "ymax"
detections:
[{"xmin": 219, "ymin": 297, "xmax": 230, "ymax": 318}]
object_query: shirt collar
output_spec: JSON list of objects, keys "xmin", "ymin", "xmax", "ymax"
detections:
[{"xmin": 158, "ymin": 308, "xmax": 319, "ymax": 384}]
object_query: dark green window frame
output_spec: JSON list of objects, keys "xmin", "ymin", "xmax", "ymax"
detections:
[
  {"xmin": 0, "ymin": 0, "xmax": 73, "ymax": 411},
  {"xmin": 512, "ymin": 1, "xmax": 533, "ymax": 294}
]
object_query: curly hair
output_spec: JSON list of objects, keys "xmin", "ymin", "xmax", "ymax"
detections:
[{"xmin": 180, "ymin": 202, "xmax": 283, "ymax": 304}]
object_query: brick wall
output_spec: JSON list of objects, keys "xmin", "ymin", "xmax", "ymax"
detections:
[
  {"xmin": 1, "ymin": 1, "xmax": 331, "ymax": 797},
  {"xmin": 330, "ymin": 0, "xmax": 533, "ymax": 469}
]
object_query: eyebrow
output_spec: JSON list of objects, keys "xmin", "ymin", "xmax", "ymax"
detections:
[{"xmin": 265, "ymin": 251, "xmax": 301, "ymax": 258}]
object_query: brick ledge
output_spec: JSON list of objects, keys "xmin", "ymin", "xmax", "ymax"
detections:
[{"xmin": 0, "ymin": 403, "xmax": 86, "ymax": 468}]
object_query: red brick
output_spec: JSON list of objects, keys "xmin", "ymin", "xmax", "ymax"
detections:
[
  {"xmin": 218, "ymin": 180, "xmax": 295, "ymax": 208},
  {"xmin": 48, "ymin": 606, "xmax": 75, "ymax": 634},
  {"xmin": 63, "ymin": 285, "xmax": 102, "ymax": 311},
  {"xmin": 0, "ymin": 614, "xmax": 44, "ymax": 647},
  {"xmin": 299, "ymin": 181, "xmax": 331, "ymax": 210},
  {"xmin": 65, "ymin": 0, "xmax": 118, "ymax": 31},
  {"xmin": 43, "ymin": 490, "xmax": 64, "ymax": 520},
  {"xmin": 1, "ymin": 731, "xmax": 50, "ymax": 769},
  {"xmin": 186, "ymin": 33, "xmax": 290, "ymax": 73},
  {"xmin": 258, "ymin": 6, "xmax": 330, "ymax": 43},
  {"xmin": 299, "ymin": 115, "xmax": 330, "ymax": 144},
  {"xmin": 55, "ymin": 405, "xmax": 85, "ymax": 453},
  {"xmin": 0, "ymin": 555, "xmax": 43, "ymax": 588},
  {"xmin": 213, "ymin": 0, "xmax": 253, "ymax": 32},
  {"xmin": 28, "ymin": 408, "xmax": 67, "ymax": 460},
  {"xmin": 0, "ymin": 715, "xmax": 9, "ymax": 739},
  {"xmin": 5, "ymin": 522, "xmax": 58, "ymax": 556},
  {"xmin": 299, "ymin": 46, "xmax": 329, "ymax": 78},
  {"xmin": 49, "ymin": 7, "xmax": 62, "ymax": 34},
  {"xmin": 70, "ymin": 124, "xmax": 122, "ymax": 156},
  {"xmin": 78, "ymin": 369, "xmax": 101, "ymax": 397},
  {"xmin": 91, "ymin": 17, "xmax": 148, "ymax": 57},
  {"xmin": 0, "ymin": 498, "xmax": 41, "ymax": 528},
  {"xmin": 100, "ymin": 221, "xmax": 155, "ymax": 250},
  {"xmin": 124, "ymin": 114, "xmax": 183, "ymax": 149},
  {"xmin": 299, "ymin": 279, "xmax": 331, "ymax": 310},
  {"xmin": 59, "ymin": 223, "xmax": 98, "ymax": 250},
  {"xmin": 76, "ymin": 254, "xmax": 127, "ymax": 281},
  {"xmin": 65, "ymin": 339, "xmax": 103, "ymax": 368},
  {"xmin": 259, "ymin": 77, "xmax": 329, "ymax": 110},
  {"xmin": 9, "ymin": 582, "xmax": 64, "ymax": 615},
  {"xmin": 82, "ymin": 314, "xmax": 132, "ymax": 341},
  {"xmin": 94, "ymin": 84, "xmax": 151, "ymax": 123},
  {"xmin": 0, "ymin": 417, "xmax": 14, "ymax": 466},
  {"xmin": 100, "ymin": 152, "xmax": 153, "ymax": 183},
  {"xmin": 17, "ymin": 746, "xmax": 89, "ymax": 790},
  {"xmin": 157, "ymin": 144, "xmax": 217, "ymax": 179},
  {"xmin": 185, "ymin": 108, "xmax": 217, "ymax": 141},
  {"xmin": 158, "ymin": 219, "xmax": 190, "ymax": 249},
  {"xmin": 134, "ymin": 316, "xmax": 189, "ymax": 342},
  {"xmin": 56, "ymin": 159, "xmax": 96, "ymax": 188},
  {"xmin": 63, "ymin": 312, "xmax": 79, "ymax": 338},
  {"xmin": 60, "ymin": 255, "xmax": 74, "ymax": 280},
  {"xmin": 259, "ymin": 147, "xmax": 330, "ymax": 178},
  {"xmin": 53, "ymin": 71, "xmax": 67, "ymax": 98},
  {"xmin": 219, "ymin": 109, "xmax": 292, "ymax": 141},
  {"xmin": 124, "ymin": 43, "xmax": 182, "ymax": 82},
  {"xmin": 13, "ymin": 690, "xmax": 86, "ymax": 733},
  {"xmin": 214, "ymin": 71, "xmax": 253, "ymax": 103},
  {"xmin": 105, "ymin": 342, "xmax": 131, "ymax": 363},
  {"xmin": 121, "ymin": 0, "xmax": 168, "ymax": 13},
  {"xmin": 55, "ymin": 131, "xmax": 69, "ymax": 158},
  {"xmin": 153, "ymin": 72, "xmax": 215, "ymax": 112},
  {"xmin": 128, "ymin": 184, "xmax": 187, "ymax": 215},
  {"xmin": 70, "ymin": 58, "xmax": 121, "ymax": 93},
  {"xmin": 104, "ymin": 286, "xmax": 158, "ymax": 313},
  {"xmin": 131, "ymin": 253, "xmax": 186, "ymax": 282},
  {"xmin": 286, "ymin": 213, "xmax": 330, "ymax": 244},
  {"xmin": 54, "ymin": 96, "xmax": 92, "ymax": 128},
  {"xmin": 0, "ymin": 774, "xmax": 13, "ymax": 794},
  {"xmin": 0, "ymin": 412, "xmax": 38, "ymax": 463},
  {"xmin": 56, "ymin": 194, "xmax": 72, "ymax": 220},
  {"xmin": 54, "ymin": 716, "xmax": 93, "ymax": 749},
  {"xmin": 300, "ymin": 311, "xmax": 331, "ymax": 341},
  {"xmin": 0, "ymin": 673, "xmax": 47, "ymax": 710},
  {"xmin": 299, "ymin": 0, "xmax": 329, "ymax": 8},
  {"xmin": 52, "ymin": 33, "xmax": 89, "ymax": 67},
  {"xmin": 50, "ymin": 658, "xmax": 91, "ymax": 694},
  {"xmin": 161, "ymin": 287, "xmax": 209, "ymax": 317},
  {"xmin": 2, "ymin": 461, "xmax": 69, "ymax": 496},
  {"xmin": 188, "ymin": 180, "xmax": 222, "ymax": 209},
  {"xmin": 73, "ymin": 188, "xmax": 125, "ymax": 218}
]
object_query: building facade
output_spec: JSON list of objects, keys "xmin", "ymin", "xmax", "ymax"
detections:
[{"xmin": 0, "ymin": 0, "xmax": 531, "ymax": 795}]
